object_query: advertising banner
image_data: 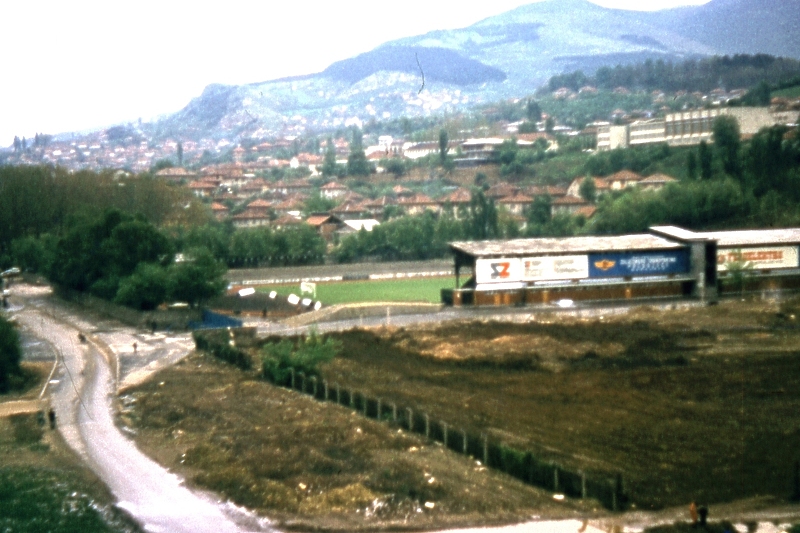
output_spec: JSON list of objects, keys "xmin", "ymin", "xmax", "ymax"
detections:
[
  {"xmin": 717, "ymin": 246, "xmax": 799, "ymax": 271},
  {"xmin": 475, "ymin": 258, "xmax": 522, "ymax": 284},
  {"xmin": 588, "ymin": 250, "xmax": 689, "ymax": 277},
  {"xmin": 521, "ymin": 255, "xmax": 589, "ymax": 281}
]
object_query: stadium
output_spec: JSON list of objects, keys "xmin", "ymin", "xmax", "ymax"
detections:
[{"xmin": 442, "ymin": 226, "xmax": 800, "ymax": 306}]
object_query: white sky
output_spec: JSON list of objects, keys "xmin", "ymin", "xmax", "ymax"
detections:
[{"xmin": 0, "ymin": 0, "xmax": 710, "ymax": 146}]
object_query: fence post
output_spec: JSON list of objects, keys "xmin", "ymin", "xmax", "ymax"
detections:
[
  {"xmin": 298, "ymin": 372, "xmax": 305, "ymax": 393},
  {"xmin": 554, "ymin": 466, "xmax": 560, "ymax": 492},
  {"xmin": 290, "ymin": 368, "xmax": 295, "ymax": 389},
  {"xmin": 362, "ymin": 393, "xmax": 368, "ymax": 416},
  {"xmin": 311, "ymin": 376, "xmax": 317, "ymax": 397},
  {"xmin": 442, "ymin": 422, "xmax": 448, "ymax": 447},
  {"xmin": 407, "ymin": 408, "xmax": 413, "ymax": 431},
  {"xmin": 462, "ymin": 430, "xmax": 468, "ymax": 455},
  {"xmin": 612, "ymin": 482, "xmax": 618, "ymax": 512},
  {"xmin": 376, "ymin": 398, "xmax": 382, "ymax": 420},
  {"xmin": 323, "ymin": 380, "xmax": 329, "ymax": 401},
  {"xmin": 581, "ymin": 471, "xmax": 587, "ymax": 499},
  {"xmin": 424, "ymin": 414, "xmax": 430, "ymax": 439},
  {"xmin": 793, "ymin": 460, "xmax": 800, "ymax": 502},
  {"xmin": 482, "ymin": 434, "xmax": 488, "ymax": 465},
  {"xmin": 392, "ymin": 403, "xmax": 397, "ymax": 423},
  {"xmin": 336, "ymin": 383, "xmax": 340, "ymax": 404},
  {"xmin": 349, "ymin": 388, "xmax": 355, "ymax": 408}
]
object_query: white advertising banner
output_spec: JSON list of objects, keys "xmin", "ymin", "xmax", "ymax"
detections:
[
  {"xmin": 475, "ymin": 258, "xmax": 523, "ymax": 284},
  {"xmin": 717, "ymin": 246, "xmax": 799, "ymax": 271},
  {"xmin": 521, "ymin": 255, "xmax": 589, "ymax": 281}
]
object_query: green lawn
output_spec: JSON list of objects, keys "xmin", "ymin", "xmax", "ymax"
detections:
[
  {"xmin": 261, "ymin": 277, "xmax": 455, "ymax": 305},
  {"xmin": 774, "ymin": 84, "xmax": 800, "ymax": 98}
]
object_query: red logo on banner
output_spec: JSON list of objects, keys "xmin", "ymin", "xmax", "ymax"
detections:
[{"xmin": 490, "ymin": 262, "xmax": 511, "ymax": 279}]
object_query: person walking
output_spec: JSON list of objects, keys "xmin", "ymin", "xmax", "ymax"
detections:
[
  {"xmin": 689, "ymin": 501, "xmax": 698, "ymax": 527},
  {"xmin": 698, "ymin": 504, "xmax": 708, "ymax": 527}
]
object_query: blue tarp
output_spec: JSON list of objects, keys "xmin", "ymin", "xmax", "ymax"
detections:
[{"xmin": 189, "ymin": 310, "xmax": 243, "ymax": 330}]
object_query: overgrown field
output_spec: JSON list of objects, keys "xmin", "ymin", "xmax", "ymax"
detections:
[
  {"xmin": 126, "ymin": 298, "xmax": 800, "ymax": 528},
  {"xmin": 262, "ymin": 276, "xmax": 454, "ymax": 305}
]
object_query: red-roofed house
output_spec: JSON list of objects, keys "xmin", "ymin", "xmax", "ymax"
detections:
[
  {"xmin": 639, "ymin": 173, "xmax": 677, "ymax": 191},
  {"xmin": 606, "ymin": 170, "xmax": 643, "ymax": 190},
  {"xmin": 497, "ymin": 192, "xmax": 533, "ymax": 216}
]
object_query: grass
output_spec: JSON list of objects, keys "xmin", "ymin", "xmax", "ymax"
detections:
[
  {"xmin": 262, "ymin": 276, "xmax": 455, "ymax": 305},
  {"xmin": 774, "ymin": 85, "xmax": 800, "ymax": 98},
  {"xmin": 0, "ymin": 413, "xmax": 140, "ymax": 533}
]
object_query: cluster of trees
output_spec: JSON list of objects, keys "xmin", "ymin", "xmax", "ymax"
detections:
[
  {"xmin": 12, "ymin": 209, "xmax": 227, "ymax": 310},
  {"xmin": 179, "ymin": 223, "xmax": 326, "ymax": 269},
  {"xmin": 493, "ymin": 138, "xmax": 551, "ymax": 181},
  {"xmin": 0, "ymin": 166, "xmax": 190, "ymax": 265},
  {"xmin": 590, "ymin": 122, "xmax": 800, "ymax": 233},
  {"xmin": 549, "ymin": 55, "xmax": 800, "ymax": 94}
]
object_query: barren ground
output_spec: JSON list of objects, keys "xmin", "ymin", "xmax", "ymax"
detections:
[{"xmin": 123, "ymin": 297, "xmax": 800, "ymax": 531}]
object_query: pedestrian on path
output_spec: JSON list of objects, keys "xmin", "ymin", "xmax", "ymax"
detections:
[
  {"xmin": 698, "ymin": 504, "xmax": 708, "ymax": 527},
  {"xmin": 133, "ymin": 342, "xmax": 137, "ymax": 354},
  {"xmin": 689, "ymin": 501, "xmax": 698, "ymax": 527},
  {"xmin": 48, "ymin": 408, "xmax": 56, "ymax": 430}
]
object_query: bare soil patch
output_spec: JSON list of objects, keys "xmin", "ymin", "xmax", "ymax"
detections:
[
  {"xmin": 124, "ymin": 297, "xmax": 800, "ymax": 529},
  {"xmin": 122, "ymin": 355, "xmax": 598, "ymax": 531}
]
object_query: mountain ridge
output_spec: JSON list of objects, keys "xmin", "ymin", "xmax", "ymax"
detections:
[{"xmin": 146, "ymin": 0, "xmax": 800, "ymax": 142}]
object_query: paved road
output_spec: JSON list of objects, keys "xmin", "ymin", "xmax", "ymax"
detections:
[{"xmin": 9, "ymin": 284, "xmax": 272, "ymax": 533}]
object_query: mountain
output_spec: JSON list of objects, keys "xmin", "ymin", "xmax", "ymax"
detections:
[{"xmin": 150, "ymin": 0, "xmax": 800, "ymax": 142}]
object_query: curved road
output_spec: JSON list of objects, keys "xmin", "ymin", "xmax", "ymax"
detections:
[{"xmin": 10, "ymin": 285, "xmax": 271, "ymax": 533}]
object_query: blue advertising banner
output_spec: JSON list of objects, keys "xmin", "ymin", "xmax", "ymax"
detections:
[{"xmin": 588, "ymin": 250, "xmax": 689, "ymax": 278}]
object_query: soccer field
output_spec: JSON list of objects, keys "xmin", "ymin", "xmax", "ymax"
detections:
[{"xmin": 262, "ymin": 276, "xmax": 455, "ymax": 305}]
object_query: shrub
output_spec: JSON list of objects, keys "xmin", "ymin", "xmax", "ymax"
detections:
[{"xmin": 261, "ymin": 331, "xmax": 341, "ymax": 383}]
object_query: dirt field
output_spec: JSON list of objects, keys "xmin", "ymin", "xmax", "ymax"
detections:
[{"xmin": 124, "ymin": 297, "xmax": 800, "ymax": 530}]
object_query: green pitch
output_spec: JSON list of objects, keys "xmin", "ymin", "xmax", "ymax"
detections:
[{"xmin": 262, "ymin": 276, "xmax": 455, "ymax": 305}]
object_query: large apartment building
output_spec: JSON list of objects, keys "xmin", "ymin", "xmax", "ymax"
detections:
[{"xmin": 596, "ymin": 107, "xmax": 799, "ymax": 151}]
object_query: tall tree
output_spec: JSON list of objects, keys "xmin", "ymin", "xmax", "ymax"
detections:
[
  {"xmin": 346, "ymin": 128, "xmax": 371, "ymax": 177},
  {"xmin": 467, "ymin": 190, "xmax": 499, "ymax": 240},
  {"xmin": 321, "ymin": 137, "xmax": 339, "ymax": 178},
  {"xmin": 687, "ymin": 151, "xmax": 698, "ymax": 180},
  {"xmin": 176, "ymin": 142, "xmax": 184, "ymax": 167},
  {"xmin": 713, "ymin": 115, "xmax": 742, "ymax": 179},
  {"xmin": 526, "ymin": 99, "xmax": 542, "ymax": 122},
  {"xmin": 579, "ymin": 176, "xmax": 597, "ymax": 203},
  {"xmin": 438, "ymin": 129, "xmax": 449, "ymax": 165},
  {"xmin": 698, "ymin": 141, "xmax": 713, "ymax": 180}
]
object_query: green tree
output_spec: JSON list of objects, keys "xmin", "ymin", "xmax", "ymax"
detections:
[
  {"xmin": 698, "ymin": 141, "xmax": 713, "ymax": 180},
  {"xmin": 467, "ymin": 190, "xmax": 499, "ymax": 240},
  {"xmin": 579, "ymin": 176, "xmax": 597, "ymax": 203},
  {"xmin": 713, "ymin": 115, "xmax": 742, "ymax": 179},
  {"xmin": 438, "ymin": 129, "xmax": 450, "ymax": 165},
  {"xmin": 114, "ymin": 263, "xmax": 169, "ymax": 311},
  {"xmin": 167, "ymin": 247, "xmax": 227, "ymax": 307},
  {"xmin": 0, "ymin": 315, "xmax": 22, "ymax": 393},
  {"xmin": 322, "ymin": 137, "xmax": 341, "ymax": 177},
  {"xmin": 526, "ymin": 99, "xmax": 542, "ymax": 122},
  {"xmin": 687, "ymin": 150, "xmax": 698, "ymax": 180},
  {"xmin": 722, "ymin": 249, "xmax": 754, "ymax": 296},
  {"xmin": 346, "ymin": 129, "xmax": 371, "ymax": 177},
  {"xmin": 176, "ymin": 142, "xmax": 184, "ymax": 167}
]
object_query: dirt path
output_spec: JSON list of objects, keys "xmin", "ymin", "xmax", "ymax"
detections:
[{"xmin": 0, "ymin": 399, "xmax": 44, "ymax": 417}]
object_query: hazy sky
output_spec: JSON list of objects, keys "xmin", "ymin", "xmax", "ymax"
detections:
[{"xmin": 1, "ymin": 0, "xmax": 710, "ymax": 145}]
